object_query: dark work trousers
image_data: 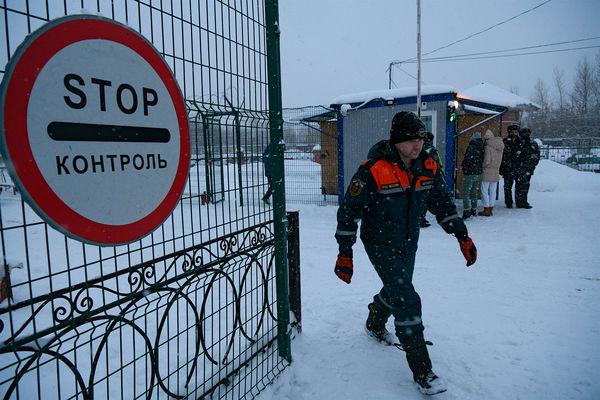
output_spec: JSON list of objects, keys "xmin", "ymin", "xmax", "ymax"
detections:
[
  {"xmin": 419, "ymin": 206, "xmax": 427, "ymax": 222},
  {"xmin": 515, "ymin": 173, "xmax": 532, "ymax": 206},
  {"xmin": 262, "ymin": 176, "xmax": 273, "ymax": 202},
  {"xmin": 503, "ymin": 175, "xmax": 515, "ymax": 206},
  {"xmin": 364, "ymin": 244, "xmax": 424, "ymax": 343}
]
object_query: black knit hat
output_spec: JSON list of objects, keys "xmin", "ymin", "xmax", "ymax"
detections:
[
  {"xmin": 507, "ymin": 124, "xmax": 520, "ymax": 133},
  {"xmin": 389, "ymin": 111, "xmax": 426, "ymax": 144},
  {"xmin": 519, "ymin": 127, "xmax": 531, "ymax": 136}
]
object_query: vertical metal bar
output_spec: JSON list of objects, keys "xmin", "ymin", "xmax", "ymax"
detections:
[
  {"xmin": 264, "ymin": 0, "xmax": 291, "ymax": 363},
  {"xmin": 235, "ymin": 113, "xmax": 244, "ymax": 207},
  {"xmin": 416, "ymin": 0, "xmax": 422, "ymax": 117},
  {"xmin": 286, "ymin": 211, "xmax": 301, "ymax": 333},
  {"xmin": 337, "ymin": 111, "xmax": 345, "ymax": 205},
  {"xmin": 2, "ymin": 2, "xmax": 10, "ymax": 61},
  {"xmin": 445, "ymin": 109, "xmax": 456, "ymax": 195}
]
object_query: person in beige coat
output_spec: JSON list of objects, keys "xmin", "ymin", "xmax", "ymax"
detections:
[{"xmin": 479, "ymin": 130, "xmax": 505, "ymax": 216}]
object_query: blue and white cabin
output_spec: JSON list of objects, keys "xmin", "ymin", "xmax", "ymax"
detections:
[{"xmin": 328, "ymin": 83, "xmax": 539, "ymax": 202}]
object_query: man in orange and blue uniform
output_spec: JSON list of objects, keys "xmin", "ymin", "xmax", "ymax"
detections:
[{"xmin": 333, "ymin": 111, "xmax": 477, "ymax": 395}]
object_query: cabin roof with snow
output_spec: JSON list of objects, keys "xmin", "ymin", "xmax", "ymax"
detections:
[
  {"xmin": 328, "ymin": 82, "xmax": 539, "ymax": 113},
  {"xmin": 458, "ymin": 82, "xmax": 540, "ymax": 111}
]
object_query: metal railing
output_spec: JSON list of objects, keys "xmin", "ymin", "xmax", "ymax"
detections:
[
  {"xmin": 0, "ymin": 1, "xmax": 291, "ymax": 399},
  {"xmin": 540, "ymin": 145, "xmax": 600, "ymax": 173}
]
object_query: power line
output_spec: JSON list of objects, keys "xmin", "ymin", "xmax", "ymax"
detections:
[
  {"xmin": 404, "ymin": 36, "xmax": 600, "ymax": 62},
  {"xmin": 410, "ymin": 44, "xmax": 600, "ymax": 63},
  {"xmin": 396, "ymin": 65, "xmax": 419, "ymax": 81},
  {"xmin": 422, "ymin": 0, "xmax": 553, "ymax": 58},
  {"xmin": 386, "ymin": 0, "xmax": 555, "ymax": 87},
  {"xmin": 390, "ymin": 0, "xmax": 553, "ymax": 66}
]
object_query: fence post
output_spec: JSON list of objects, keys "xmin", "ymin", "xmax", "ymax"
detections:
[
  {"xmin": 287, "ymin": 211, "xmax": 301, "ymax": 333},
  {"xmin": 265, "ymin": 0, "xmax": 291, "ymax": 363}
]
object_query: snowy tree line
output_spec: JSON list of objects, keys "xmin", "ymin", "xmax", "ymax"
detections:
[{"xmin": 525, "ymin": 52, "xmax": 600, "ymax": 141}]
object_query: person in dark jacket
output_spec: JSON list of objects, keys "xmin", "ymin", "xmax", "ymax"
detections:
[
  {"xmin": 514, "ymin": 127, "xmax": 540, "ymax": 208},
  {"xmin": 460, "ymin": 132, "xmax": 484, "ymax": 219},
  {"xmin": 334, "ymin": 111, "xmax": 477, "ymax": 395},
  {"xmin": 419, "ymin": 132, "xmax": 441, "ymax": 228},
  {"xmin": 261, "ymin": 142, "xmax": 275, "ymax": 203},
  {"xmin": 500, "ymin": 124, "xmax": 521, "ymax": 208}
]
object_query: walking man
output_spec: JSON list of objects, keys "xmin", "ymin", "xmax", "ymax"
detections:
[
  {"xmin": 334, "ymin": 111, "xmax": 477, "ymax": 395},
  {"xmin": 500, "ymin": 124, "xmax": 521, "ymax": 208}
]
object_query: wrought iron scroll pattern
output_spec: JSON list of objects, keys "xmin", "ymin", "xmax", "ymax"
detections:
[{"xmin": 0, "ymin": 223, "xmax": 276, "ymax": 399}]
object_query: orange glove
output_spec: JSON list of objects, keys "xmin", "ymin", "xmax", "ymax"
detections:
[
  {"xmin": 334, "ymin": 256, "xmax": 353, "ymax": 283},
  {"xmin": 459, "ymin": 237, "xmax": 477, "ymax": 267}
]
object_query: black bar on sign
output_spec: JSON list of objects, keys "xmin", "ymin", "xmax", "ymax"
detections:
[{"xmin": 47, "ymin": 122, "xmax": 171, "ymax": 143}]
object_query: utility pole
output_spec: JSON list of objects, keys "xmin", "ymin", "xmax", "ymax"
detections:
[{"xmin": 416, "ymin": 0, "xmax": 422, "ymax": 117}]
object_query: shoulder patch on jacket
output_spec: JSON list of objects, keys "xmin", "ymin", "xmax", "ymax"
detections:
[
  {"xmin": 423, "ymin": 156, "xmax": 438, "ymax": 177},
  {"xmin": 348, "ymin": 178, "xmax": 366, "ymax": 196}
]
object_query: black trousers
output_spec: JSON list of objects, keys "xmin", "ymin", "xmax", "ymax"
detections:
[
  {"xmin": 364, "ymin": 244, "xmax": 424, "ymax": 342},
  {"xmin": 515, "ymin": 173, "xmax": 532, "ymax": 206},
  {"xmin": 419, "ymin": 206, "xmax": 428, "ymax": 221},
  {"xmin": 503, "ymin": 175, "xmax": 515, "ymax": 206},
  {"xmin": 262, "ymin": 176, "xmax": 273, "ymax": 201}
]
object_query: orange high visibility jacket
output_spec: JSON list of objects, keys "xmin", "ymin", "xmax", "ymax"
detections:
[{"xmin": 335, "ymin": 140, "xmax": 464, "ymax": 255}]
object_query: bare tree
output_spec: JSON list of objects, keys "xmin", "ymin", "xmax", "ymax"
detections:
[
  {"xmin": 592, "ymin": 52, "xmax": 600, "ymax": 110},
  {"xmin": 552, "ymin": 67, "xmax": 567, "ymax": 111},
  {"xmin": 571, "ymin": 58, "xmax": 593, "ymax": 114},
  {"xmin": 509, "ymin": 86, "xmax": 520, "ymax": 95},
  {"xmin": 532, "ymin": 78, "xmax": 551, "ymax": 110}
]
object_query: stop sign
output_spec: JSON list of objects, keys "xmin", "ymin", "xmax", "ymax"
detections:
[{"xmin": 0, "ymin": 15, "xmax": 190, "ymax": 245}]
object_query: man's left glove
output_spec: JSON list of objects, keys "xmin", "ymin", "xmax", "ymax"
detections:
[
  {"xmin": 334, "ymin": 255, "xmax": 354, "ymax": 284},
  {"xmin": 459, "ymin": 237, "xmax": 477, "ymax": 267}
]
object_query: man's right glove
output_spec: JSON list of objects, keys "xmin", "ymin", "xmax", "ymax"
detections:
[
  {"xmin": 459, "ymin": 237, "xmax": 477, "ymax": 267},
  {"xmin": 334, "ymin": 255, "xmax": 354, "ymax": 284}
]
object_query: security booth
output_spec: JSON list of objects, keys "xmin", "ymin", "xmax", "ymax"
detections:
[
  {"xmin": 330, "ymin": 85, "xmax": 459, "ymax": 202},
  {"xmin": 329, "ymin": 83, "xmax": 540, "ymax": 202},
  {"xmin": 297, "ymin": 108, "xmax": 338, "ymax": 196}
]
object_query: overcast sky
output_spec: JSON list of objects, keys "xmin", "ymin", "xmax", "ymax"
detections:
[{"xmin": 278, "ymin": 0, "xmax": 600, "ymax": 107}]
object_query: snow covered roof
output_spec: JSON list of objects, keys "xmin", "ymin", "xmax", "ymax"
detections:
[
  {"xmin": 329, "ymin": 82, "xmax": 540, "ymax": 112},
  {"xmin": 285, "ymin": 106, "xmax": 336, "ymax": 122},
  {"xmin": 463, "ymin": 104, "xmax": 498, "ymax": 115},
  {"xmin": 330, "ymin": 84, "xmax": 457, "ymax": 106},
  {"xmin": 459, "ymin": 82, "xmax": 540, "ymax": 111}
]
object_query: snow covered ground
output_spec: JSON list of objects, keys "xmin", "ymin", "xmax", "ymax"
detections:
[{"xmin": 258, "ymin": 160, "xmax": 600, "ymax": 400}]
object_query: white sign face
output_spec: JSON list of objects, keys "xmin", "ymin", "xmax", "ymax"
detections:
[{"xmin": 0, "ymin": 15, "xmax": 190, "ymax": 245}]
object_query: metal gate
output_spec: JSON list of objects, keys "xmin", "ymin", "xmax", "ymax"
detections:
[{"xmin": 0, "ymin": 1, "xmax": 291, "ymax": 399}]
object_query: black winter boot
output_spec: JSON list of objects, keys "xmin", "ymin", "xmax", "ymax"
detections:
[
  {"xmin": 365, "ymin": 302, "xmax": 395, "ymax": 345},
  {"xmin": 401, "ymin": 332, "xmax": 447, "ymax": 395},
  {"xmin": 401, "ymin": 332, "xmax": 432, "ymax": 378},
  {"xmin": 414, "ymin": 371, "xmax": 447, "ymax": 395}
]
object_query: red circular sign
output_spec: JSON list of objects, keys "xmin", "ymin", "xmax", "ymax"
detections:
[{"xmin": 0, "ymin": 15, "xmax": 190, "ymax": 245}]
